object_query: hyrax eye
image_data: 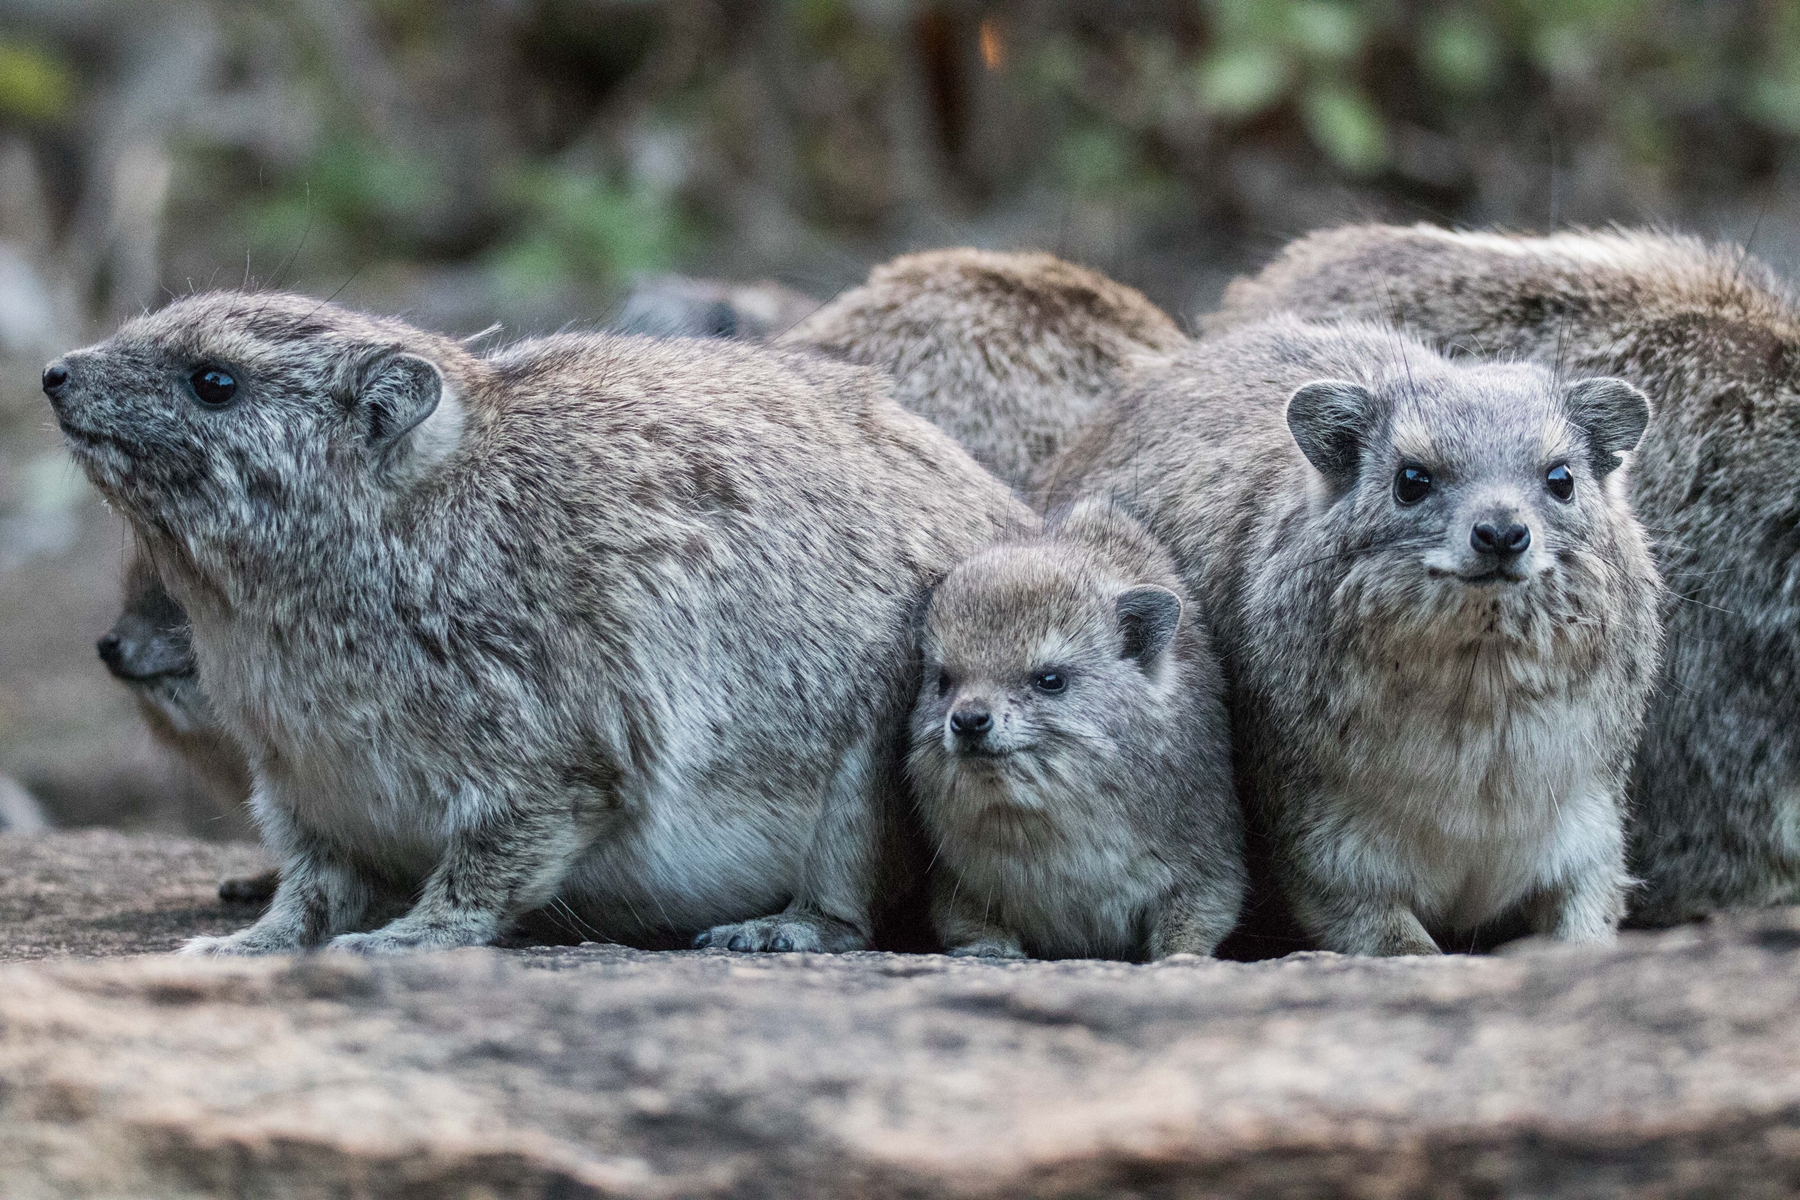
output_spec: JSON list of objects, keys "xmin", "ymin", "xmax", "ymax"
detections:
[
  {"xmin": 1031, "ymin": 670, "xmax": 1067, "ymax": 695},
  {"xmin": 1393, "ymin": 464, "xmax": 1432, "ymax": 505},
  {"xmin": 936, "ymin": 669, "xmax": 952, "ymax": 697},
  {"xmin": 1545, "ymin": 462, "xmax": 1574, "ymax": 502},
  {"xmin": 189, "ymin": 367, "xmax": 238, "ymax": 408}
]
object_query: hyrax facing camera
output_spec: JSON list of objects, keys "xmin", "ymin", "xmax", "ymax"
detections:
[
  {"xmin": 1213, "ymin": 223, "xmax": 1800, "ymax": 927},
  {"xmin": 910, "ymin": 501, "xmax": 1244, "ymax": 961},
  {"xmin": 45, "ymin": 292, "xmax": 1027, "ymax": 955},
  {"xmin": 1045, "ymin": 316, "xmax": 1662, "ymax": 956}
]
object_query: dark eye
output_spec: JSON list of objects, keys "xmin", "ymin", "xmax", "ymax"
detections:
[
  {"xmin": 1393, "ymin": 464, "xmax": 1432, "ymax": 505},
  {"xmin": 1031, "ymin": 670, "xmax": 1067, "ymax": 695},
  {"xmin": 1545, "ymin": 462, "xmax": 1574, "ymax": 502},
  {"xmin": 936, "ymin": 669, "xmax": 951, "ymax": 697},
  {"xmin": 189, "ymin": 366, "xmax": 237, "ymax": 408}
]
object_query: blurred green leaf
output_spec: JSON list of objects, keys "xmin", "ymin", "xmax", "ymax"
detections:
[
  {"xmin": 1056, "ymin": 125, "xmax": 1134, "ymax": 195},
  {"xmin": 1198, "ymin": 45, "xmax": 1290, "ymax": 117},
  {"xmin": 491, "ymin": 170, "xmax": 683, "ymax": 297},
  {"xmin": 1749, "ymin": 70, "xmax": 1800, "ymax": 136},
  {"xmin": 1424, "ymin": 14, "xmax": 1500, "ymax": 92},
  {"xmin": 1288, "ymin": 2, "xmax": 1362, "ymax": 62},
  {"xmin": 0, "ymin": 41, "xmax": 73, "ymax": 122},
  {"xmin": 1301, "ymin": 82, "xmax": 1387, "ymax": 173}
]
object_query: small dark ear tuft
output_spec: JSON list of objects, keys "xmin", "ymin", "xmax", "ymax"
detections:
[
  {"xmin": 1117, "ymin": 586, "xmax": 1182, "ymax": 664},
  {"xmin": 1286, "ymin": 380, "xmax": 1376, "ymax": 485},
  {"xmin": 1562, "ymin": 377, "xmax": 1650, "ymax": 477}
]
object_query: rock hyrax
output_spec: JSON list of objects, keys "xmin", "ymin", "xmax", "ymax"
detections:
[
  {"xmin": 1212, "ymin": 223, "xmax": 1800, "ymax": 926},
  {"xmin": 910, "ymin": 500, "xmax": 1245, "ymax": 960},
  {"xmin": 98, "ymin": 552, "xmax": 275, "ymax": 902},
  {"xmin": 612, "ymin": 274, "xmax": 820, "ymax": 341},
  {"xmin": 44, "ymin": 292, "xmax": 1029, "ymax": 955},
  {"xmin": 782, "ymin": 248, "xmax": 1187, "ymax": 494},
  {"xmin": 1045, "ymin": 315, "xmax": 1661, "ymax": 955}
]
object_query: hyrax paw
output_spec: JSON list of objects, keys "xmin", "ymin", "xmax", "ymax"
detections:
[
  {"xmin": 326, "ymin": 929, "xmax": 430, "ymax": 956},
  {"xmin": 180, "ymin": 931, "xmax": 293, "ymax": 957},
  {"xmin": 692, "ymin": 914, "xmax": 867, "ymax": 954}
]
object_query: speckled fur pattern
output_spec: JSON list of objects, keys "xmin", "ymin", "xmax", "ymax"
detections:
[
  {"xmin": 909, "ymin": 500, "xmax": 1244, "ymax": 961},
  {"xmin": 47, "ymin": 291, "xmax": 1030, "ymax": 955},
  {"xmin": 1213, "ymin": 224, "xmax": 1800, "ymax": 926},
  {"xmin": 782, "ymin": 248, "xmax": 1187, "ymax": 494},
  {"xmin": 1043, "ymin": 316, "xmax": 1661, "ymax": 955}
]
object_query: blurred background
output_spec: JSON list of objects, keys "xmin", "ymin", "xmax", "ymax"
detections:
[{"xmin": 1, "ymin": 0, "xmax": 1798, "ymax": 839}]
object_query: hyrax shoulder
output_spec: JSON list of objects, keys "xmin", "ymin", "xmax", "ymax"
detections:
[
  {"xmin": 1209, "ymin": 223, "xmax": 1800, "ymax": 927},
  {"xmin": 783, "ymin": 248, "xmax": 1186, "ymax": 493},
  {"xmin": 46, "ymin": 290, "xmax": 1030, "ymax": 956},
  {"xmin": 1046, "ymin": 314, "xmax": 1661, "ymax": 956},
  {"xmin": 909, "ymin": 499, "xmax": 1244, "ymax": 961}
]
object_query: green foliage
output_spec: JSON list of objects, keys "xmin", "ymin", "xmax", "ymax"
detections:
[
  {"xmin": 0, "ymin": 40, "xmax": 73, "ymax": 122},
  {"xmin": 489, "ymin": 170, "xmax": 685, "ymax": 300}
]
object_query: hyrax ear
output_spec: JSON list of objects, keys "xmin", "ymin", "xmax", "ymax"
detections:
[
  {"xmin": 1117, "ymin": 586, "xmax": 1183, "ymax": 664},
  {"xmin": 1562, "ymin": 377, "xmax": 1650, "ymax": 477},
  {"xmin": 338, "ymin": 347, "xmax": 444, "ymax": 456},
  {"xmin": 1286, "ymin": 380, "xmax": 1376, "ymax": 485}
]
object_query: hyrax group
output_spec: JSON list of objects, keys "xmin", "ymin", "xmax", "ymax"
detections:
[{"xmin": 60, "ymin": 224, "xmax": 1800, "ymax": 960}]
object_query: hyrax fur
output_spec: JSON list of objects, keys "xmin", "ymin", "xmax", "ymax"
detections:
[
  {"xmin": 1213, "ymin": 224, "xmax": 1800, "ymax": 926},
  {"xmin": 910, "ymin": 500, "xmax": 1245, "ymax": 961},
  {"xmin": 1044, "ymin": 315, "xmax": 1661, "ymax": 956},
  {"xmin": 45, "ymin": 292, "xmax": 1029, "ymax": 955},
  {"xmin": 782, "ymin": 249, "xmax": 1187, "ymax": 494},
  {"xmin": 98, "ymin": 553, "xmax": 276, "ymax": 903}
]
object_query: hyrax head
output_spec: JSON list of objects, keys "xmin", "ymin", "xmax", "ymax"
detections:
[
  {"xmin": 40, "ymin": 292, "xmax": 466, "ymax": 550},
  {"xmin": 97, "ymin": 556, "xmax": 212, "ymax": 735},
  {"xmin": 1283, "ymin": 359, "xmax": 1649, "ymax": 640},
  {"xmin": 913, "ymin": 539, "xmax": 1183, "ymax": 775}
]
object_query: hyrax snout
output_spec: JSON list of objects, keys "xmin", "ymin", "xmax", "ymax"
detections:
[
  {"xmin": 46, "ymin": 290, "xmax": 1029, "ymax": 956},
  {"xmin": 910, "ymin": 501, "xmax": 1245, "ymax": 961},
  {"xmin": 1043, "ymin": 316, "xmax": 1663, "ymax": 956}
]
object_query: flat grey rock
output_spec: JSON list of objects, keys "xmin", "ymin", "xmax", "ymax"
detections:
[{"xmin": 1, "ymin": 831, "xmax": 1798, "ymax": 1197}]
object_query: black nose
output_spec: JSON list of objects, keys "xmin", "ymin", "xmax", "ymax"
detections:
[
  {"xmin": 96, "ymin": 633, "xmax": 125, "ymax": 673},
  {"xmin": 949, "ymin": 708, "xmax": 992, "ymax": 738},
  {"xmin": 1471, "ymin": 522, "xmax": 1531, "ymax": 557},
  {"xmin": 41, "ymin": 363, "xmax": 68, "ymax": 396}
]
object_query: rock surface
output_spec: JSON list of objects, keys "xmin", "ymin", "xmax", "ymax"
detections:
[{"xmin": 1, "ymin": 831, "xmax": 1799, "ymax": 1198}]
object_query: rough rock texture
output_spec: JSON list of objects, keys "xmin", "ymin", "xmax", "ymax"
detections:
[{"xmin": 2, "ymin": 831, "xmax": 1800, "ymax": 1198}]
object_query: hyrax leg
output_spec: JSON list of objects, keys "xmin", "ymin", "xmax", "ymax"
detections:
[
  {"xmin": 328, "ymin": 803, "xmax": 588, "ymax": 954},
  {"xmin": 932, "ymin": 873, "xmax": 1027, "ymax": 959},
  {"xmin": 1144, "ymin": 883, "xmax": 1242, "ymax": 959},
  {"xmin": 695, "ymin": 730, "xmax": 891, "ymax": 953},
  {"xmin": 183, "ymin": 806, "xmax": 370, "ymax": 955},
  {"xmin": 1292, "ymin": 886, "xmax": 1441, "ymax": 957},
  {"xmin": 1522, "ymin": 862, "xmax": 1627, "ymax": 946}
]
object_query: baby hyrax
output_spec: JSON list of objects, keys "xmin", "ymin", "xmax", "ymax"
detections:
[
  {"xmin": 44, "ymin": 291, "xmax": 1027, "ymax": 956},
  {"xmin": 1045, "ymin": 316, "xmax": 1662, "ymax": 956},
  {"xmin": 782, "ymin": 248, "xmax": 1186, "ymax": 493},
  {"xmin": 910, "ymin": 501, "xmax": 1245, "ymax": 961},
  {"xmin": 98, "ymin": 553, "xmax": 275, "ymax": 902}
]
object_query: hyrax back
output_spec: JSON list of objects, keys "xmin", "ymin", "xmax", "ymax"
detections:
[
  {"xmin": 782, "ymin": 249, "xmax": 1186, "ymax": 494},
  {"xmin": 1212, "ymin": 223, "xmax": 1800, "ymax": 926},
  {"xmin": 1045, "ymin": 315, "xmax": 1661, "ymax": 956},
  {"xmin": 45, "ymin": 292, "xmax": 1029, "ymax": 955},
  {"xmin": 910, "ymin": 500, "xmax": 1244, "ymax": 960}
]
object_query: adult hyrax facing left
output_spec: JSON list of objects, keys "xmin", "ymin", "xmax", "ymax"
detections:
[
  {"xmin": 44, "ymin": 292, "xmax": 1029, "ymax": 955},
  {"xmin": 1045, "ymin": 316, "xmax": 1661, "ymax": 955},
  {"xmin": 910, "ymin": 501, "xmax": 1245, "ymax": 961}
]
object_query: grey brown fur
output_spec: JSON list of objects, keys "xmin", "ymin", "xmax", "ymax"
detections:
[
  {"xmin": 46, "ymin": 292, "xmax": 1029, "ymax": 955},
  {"xmin": 782, "ymin": 249, "xmax": 1186, "ymax": 493},
  {"xmin": 909, "ymin": 500, "xmax": 1245, "ymax": 961},
  {"xmin": 1214, "ymin": 224, "xmax": 1800, "ymax": 926},
  {"xmin": 98, "ymin": 556, "xmax": 276, "ymax": 902},
  {"xmin": 1043, "ymin": 316, "xmax": 1661, "ymax": 955}
]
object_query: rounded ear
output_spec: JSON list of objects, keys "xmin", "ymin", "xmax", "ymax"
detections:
[
  {"xmin": 1286, "ymin": 380, "xmax": 1376, "ymax": 485},
  {"xmin": 335, "ymin": 346, "xmax": 444, "ymax": 455},
  {"xmin": 1117, "ymin": 586, "xmax": 1183, "ymax": 664},
  {"xmin": 1562, "ymin": 377, "xmax": 1650, "ymax": 477}
]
